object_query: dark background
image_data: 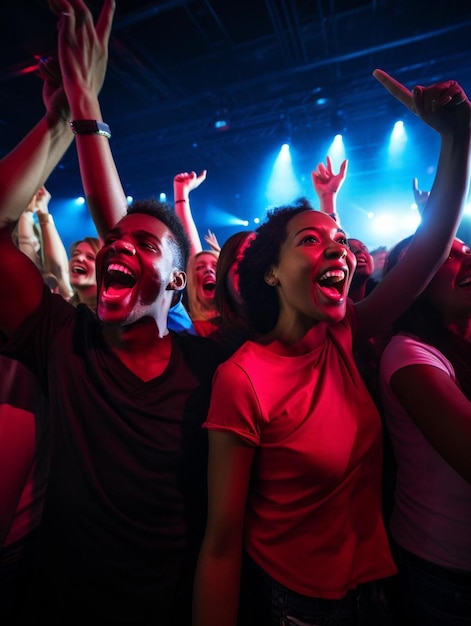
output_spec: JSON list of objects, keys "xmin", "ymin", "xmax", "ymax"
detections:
[{"xmin": 1, "ymin": 0, "xmax": 471, "ymax": 251}]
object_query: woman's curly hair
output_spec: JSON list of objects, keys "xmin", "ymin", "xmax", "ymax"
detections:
[{"xmin": 238, "ymin": 197, "xmax": 314, "ymax": 334}]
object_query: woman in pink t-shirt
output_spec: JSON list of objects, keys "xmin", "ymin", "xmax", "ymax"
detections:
[
  {"xmin": 379, "ymin": 235, "xmax": 471, "ymax": 624},
  {"xmin": 193, "ymin": 71, "xmax": 471, "ymax": 626}
]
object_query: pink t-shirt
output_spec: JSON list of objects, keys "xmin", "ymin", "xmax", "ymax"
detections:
[
  {"xmin": 379, "ymin": 333, "xmax": 471, "ymax": 571},
  {"xmin": 205, "ymin": 303, "xmax": 396, "ymax": 598}
]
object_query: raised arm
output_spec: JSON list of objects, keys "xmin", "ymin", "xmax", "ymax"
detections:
[
  {"xmin": 16, "ymin": 199, "xmax": 43, "ymax": 269},
  {"xmin": 0, "ymin": 52, "xmax": 74, "ymax": 334},
  {"xmin": 355, "ymin": 71, "xmax": 471, "ymax": 341},
  {"xmin": 311, "ymin": 156, "xmax": 348, "ymax": 225},
  {"xmin": 173, "ymin": 170, "xmax": 207, "ymax": 259},
  {"xmin": 0, "ymin": 57, "xmax": 72, "ymax": 229},
  {"xmin": 34, "ymin": 186, "xmax": 74, "ymax": 299},
  {"xmin": 49, "ymin": 0, "xmax": 124, "ymax": 240}
]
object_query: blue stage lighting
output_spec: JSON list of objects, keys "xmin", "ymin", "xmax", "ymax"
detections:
[
  {"xmin": 388, "ymin": 120, "xmax": 407, "ymax": 163},
  {"xmin": 265, "ymin": 143, "xmax": 301, "ymax": 205},
  {"xmin": 327, "ymin": 134, "xmax": 346, "ymax": 168}
]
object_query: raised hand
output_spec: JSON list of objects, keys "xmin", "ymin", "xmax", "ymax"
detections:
[
  {"xmin": 311, "ymin": 156, "xmax": 348, "ymax": 198},
  {"xmin": 174, "ymin": 170, "xmax": 208, "ymax": 199},
  {"xmin": 373, "ymin": 69, "xmax": 471, "ymax": 135},
  {"xmin": 26, "ymin": 186, "xmax": 52, "ymax": 215},
  {"xmin": 39, "ymin": 57, "xmax": 69, "ymax": 121},
  {"xmin": 204, "ymin": 229, "xmax": 221, "ymax": 253},
  {"xmin": 412, "ymin": 178, "xmax": 430, "ymax": 215},
  {"xmin": 48, "ymin": 0, "xmax": 115, "ymax": 101}
]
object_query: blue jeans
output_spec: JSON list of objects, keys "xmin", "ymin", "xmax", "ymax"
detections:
[
  {"xmin": 390, "ymin": 542, "xmax": 471, "ymax": 625},
  {"xmin": 238, "ymin": 552, "xmax": 394, "ymax": 626}
]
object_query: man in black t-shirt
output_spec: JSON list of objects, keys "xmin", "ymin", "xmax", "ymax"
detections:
[{"xmin": 0, "ymin": 3, "xmax": 224, "ymax": 623}]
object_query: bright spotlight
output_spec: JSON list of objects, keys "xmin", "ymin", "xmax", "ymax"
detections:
[
  {"xmin": 265, "ymin": 143, "xmax": 301, "ymax": 205},
  {"xmin": 327, "ymin": 134, "xmax": 346, "ymax": 166},
  {"xmin": 391, "ymin": 120, "xmax": 405, "ymax": 140},
  {"xmin": 159, "ymin": 192, "xmax": 167, "ymax": 202},
  {"xmin": 254, "ymin": 217, "xmax": 260, "ymax": 224},
  {"xmin": 388, "ymin": 120, "xmax": 407, "ymax": 163},
  {"xmin": 126, "ymin": 196, "xmax": 133, "ymax": 205},
  {"xmin": 206, "ymin": 206, "xmax": 252, "ymax": 227},
  {"xmin": 76, "ymin": 196, "xmax": 85, "ymax": 206}
]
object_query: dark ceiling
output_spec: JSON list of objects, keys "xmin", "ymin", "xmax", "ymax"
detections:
[{"xmin": 2, "ymin": 0, "xmax": 471, "ymax": 249}]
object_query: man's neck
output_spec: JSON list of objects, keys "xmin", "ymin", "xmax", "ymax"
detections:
[{"xmin": 102, "ymin": 318, "xmax": 172, "ymax": 381}]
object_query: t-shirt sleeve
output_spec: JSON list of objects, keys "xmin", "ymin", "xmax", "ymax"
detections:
[
  {"xmin": 203, "ymin": 359, "xmax": 261, "ymax": 446},
  {"xmin": 380, "ymin": 334, "xmax": 455, "ymax": 387},
  {"xmin": 0, "ymin": 285, "xmax": 75, "ymax": 388}
]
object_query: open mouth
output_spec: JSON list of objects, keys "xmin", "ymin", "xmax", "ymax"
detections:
[
  {"xmin": 202, "ymin": 280, "xmax": 216, "ymax": 294},
  {"xmin": 71, "ymin": 265, "xmax": 87, "ymax": 275},
  {"xmin": 458, "ymin": 275, "xmax": 471, "ymax": 288},
  {"xmin": 103, "ymin": 262, "xmax": 136, "ymax": 297},
  {"xmin": 317, "ymin": 269, "xmax": 347, "ymax": 301}
]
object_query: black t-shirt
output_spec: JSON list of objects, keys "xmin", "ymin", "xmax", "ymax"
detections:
[{"xmin": 1, "ymin": 287, "xmax": 224, "ymax": 625}]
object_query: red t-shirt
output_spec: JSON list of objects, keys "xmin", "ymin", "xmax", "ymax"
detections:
[{"xmin": 204, "ymin": 302, "xmax": 397, "ymax": 598}]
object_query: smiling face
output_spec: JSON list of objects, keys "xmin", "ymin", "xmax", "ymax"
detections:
[
  {"xmin": 69, "ymin": 241, "xmax": 98, "ymax": 290},
  {"xmin": 268, "ymin": 211, "xmax": 356, "ymax": 326},
  {"xmin": 95, "ymin": 213, "xmax": 183, "ymax": 326},
  {"xmin": 424, "ymin": 238, "xmax": 471, "ymax": 322}
]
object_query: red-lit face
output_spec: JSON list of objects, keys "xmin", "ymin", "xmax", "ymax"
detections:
[
  {"xmin": 95, "ymin": 213, "xmax": 179, "ymax": 326},
  {"xmin": 69, "ymin": 241, "xmax": 98, "ymax": 290},
  {"xmin": 424, "ymin": 238, "xmax": 471, "ymax": 321},
  {"xmin": 193, "ymin": 252, "xmax": 218, "ymax": 306},
  {"xmin": 227, "ymin": 233, "xmax": 256, "ymax": 306},
  {"xmin": 348, "ymin": 238, "xmax": 374, "ymax": 279},
  {"xmin": 270, "ymin": 211, "xmax": 356, "ymax": 325}
]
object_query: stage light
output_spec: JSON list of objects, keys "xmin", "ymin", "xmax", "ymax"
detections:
[
  {"xmin": 388, "ymin": 120, "xmax": 408, "ymax": 164},
  {"xmin": 206, "ymin": 206, "xmax": 252, "ymax": 227},
  {"xmin": 391, "ymin": 120, "xmax": 405, "ymax": 140},
  {"xmin": 327, "ymin": 134, "xmax": 346, "ymax": 167},
  {"xmin": 214, "ymin": 108, "xmax": 230, "ymax": 131},
  {"xmin": 254, "ymin": 217, "xmax": 260, "ymax": 224},
  {"xmin": 159, "ymin": 192, "xmax": 167, "ymax": 202},
  {"xmin": 126, "ymin": 196, "xmax": 133, "ymax": 205},
  {"xmin": 265, "ymin": 143, "xmax": 301, "ymax": 205},
  {"xmin": 75, "ymin": 196, "xmax": 85, "ymax": 206}
]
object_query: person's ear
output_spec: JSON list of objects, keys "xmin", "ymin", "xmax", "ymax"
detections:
[
  {"xmin": 166, "ymin": 270, "xmax": 186, "ymax": 291},
  {"xmin": 264, "ymin": 267, "xmax": 279, "ymax": 287}
]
